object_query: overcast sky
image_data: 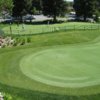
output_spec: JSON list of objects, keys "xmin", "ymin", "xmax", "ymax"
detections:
[{"xmin": 66, "ymin": 0, "xmax": 73, "ymax": 2}]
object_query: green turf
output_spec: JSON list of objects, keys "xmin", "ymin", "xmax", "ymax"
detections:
[
  {"xmin": 0, "ymin": 30, "xmax": 100, "ymax": 100},
  {"xmin": 20, "ymin": 44, "xmax": 100, "ymax": 88}
]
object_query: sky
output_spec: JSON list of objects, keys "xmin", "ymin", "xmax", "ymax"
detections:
[{"xmin": 66, "ymin": 0, "xmax": 73, "ymax": 2}]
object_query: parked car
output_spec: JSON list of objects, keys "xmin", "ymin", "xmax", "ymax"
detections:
[
  {"xmin": 23, "ymin": 15, "xmax": 35, "ymax": 21},
  {"xmin": 4, "ymin": 16, "xmax": 14, "ymax": 23}
]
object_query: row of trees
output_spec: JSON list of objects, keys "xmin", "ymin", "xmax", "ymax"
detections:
[
  {"xmin": 0, "ymin": 0, "xmax": 68, "ymax": 22},
  {"xmin": 74, "ymin": 0, "xmax": 100, "ymax": 21},
  {"xmin": 0, "ymin": 0, "xmax": 100, "ymax": 22},
  {"xmin": 42, "ymin": 0, "xmax": 67, "ymax": 21}
]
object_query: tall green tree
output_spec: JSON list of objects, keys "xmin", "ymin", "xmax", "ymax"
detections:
[
  {"xmin": 94, "ymin": 0, "xmax": 100, "ymax": 22},
  {"xmin": 42, "ymin": 0, "xmax": 67, "ymax": 22},
  {"xmin": 73, "ymin": 0, "xmax": 97, "ymax": 21},
  {"xmin": 0, "ymin": 0, "xmax": 13, "ymax": 14},
  {"xmin": 97, "ymin": 0, "xmax": 100, "ymax": 13},
  {"xmin": 32, "ymin": 0, "xmax": 42, "ymax": 14},
  {"xmin": 12, "ymin": 0, "xmax": 32, "ymax": 19}
]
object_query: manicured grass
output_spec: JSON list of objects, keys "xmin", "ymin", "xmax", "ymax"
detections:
[
  {"xmin": 20, "ymin": 44, "xmax": 100, "ymax": 88},
  {"xmin": 0, "ymin": 30, "xmax": 100, "ymax": 100}
]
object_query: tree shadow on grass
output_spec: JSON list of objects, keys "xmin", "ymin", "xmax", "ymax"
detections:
[{"xmin": 0, "ymin": 82, "xmax": 100, "ymax": 100}]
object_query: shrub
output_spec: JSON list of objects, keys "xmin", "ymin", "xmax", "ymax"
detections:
[
  {"xmin": 3, "ymin": 93, "xmax": 13, "ymax": 100},
  {"xmin": 0, "ymin": 92, "xmax": 13, "ymax": 100},
  {"xmin": 20, "ymin": 38, "xmax": 26, "ymax": 45},
  {"xmin": 27, "ymin": 37, "xmax": 31, "ymax": 43}
]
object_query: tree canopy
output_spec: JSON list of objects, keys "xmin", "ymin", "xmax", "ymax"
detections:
[
  {"xmin": 73, "ymin": 0, "xmax": 98, "ymax": 21},
  {"xmin": 0, "ymin": 0, "xmax": 100, "ymax": 22},
  {"xmin": 42, "ymin": 0, "xmax": 67, "ymax": 22},
  {"xmin": 0, "ymin": 0, "xmax": 13, "ymax": 14},
  {"xmin": 12, "ymin": 0, "xmax": 32, "ymax": 18}
]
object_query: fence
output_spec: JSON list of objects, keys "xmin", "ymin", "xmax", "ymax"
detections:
[{"xmin": 3, "ymin": 24, "xmax": 100, "ymax": 36}]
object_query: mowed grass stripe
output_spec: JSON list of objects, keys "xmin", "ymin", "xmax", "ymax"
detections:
[{"xmin": 20, "ymin": 42, "xmax": 100, "ymax": 88}]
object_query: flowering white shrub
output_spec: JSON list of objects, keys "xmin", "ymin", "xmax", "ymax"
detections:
[{"xmin": 0, "ymin": 36, "xmax": 15, "ymax": 48}]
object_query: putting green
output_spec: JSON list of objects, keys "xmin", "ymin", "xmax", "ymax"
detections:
[
  {"xmin": 20, "ymin": 43, "xmax": 100, "ymax": 88},
  {"xmin": 1, "ymin": 30, "xmax": 100, "ymax": 96}
]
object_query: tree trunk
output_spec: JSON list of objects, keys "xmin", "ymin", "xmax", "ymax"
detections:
[
  {"xmin": 30, "ymin": 14, "xmax": 32, "ymax": 23},
  {"xmin": 21, "ymin": 16, "xmax": 23, "ymax": 22},
  {"xmin": 83, "ymin": 14, "xmax": 87, "ymax": 22},
  {"xmin": 53, "ymin": 15, "xmax": 57, "ymax": 22}
]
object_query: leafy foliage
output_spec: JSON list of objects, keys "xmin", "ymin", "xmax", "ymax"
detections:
[
  {"xmin": 73, "ymin": 0, "xmax": 98, "ymax": 21},
  {"xmin": 0, "ymin": 0, "xmax": 13, "ymax": 14},
  {"xmin": 42, "ymin": 0, "xmax": 67, "ymax": 22},
  {"xmin": 12, "ymin": 0, "xmax": 32, "ymax": 18}
]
